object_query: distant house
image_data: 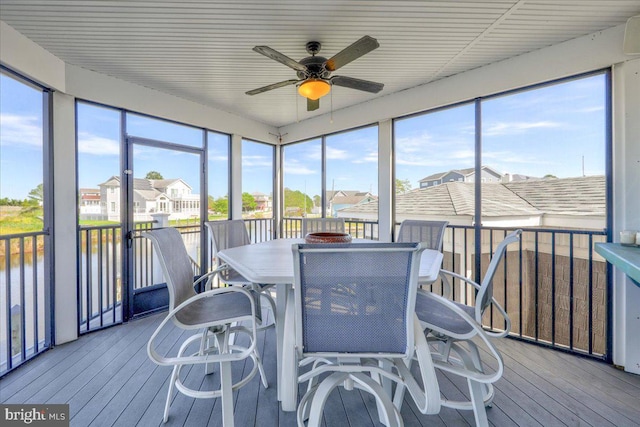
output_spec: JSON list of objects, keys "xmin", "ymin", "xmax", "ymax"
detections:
[
  {"xmin": 98, "ymin": 176, "xmax": 200, "ymax": 221},
  {"xmin": 339, "ymin": 175, "xmax": 605, "ymax": 230},
  {"xmin": 419, "ymin": 166, "xmax": 506, "ymax": 188},
  {"xmin": 78, "ymin": 188, "xmax": 102, "ymax": 220},
  {"xmin": 327, "ymin": 190, "xmax": 377, "ymax": 217},
  {"xmin": 252, "ymin": 192, "xmax": 272, "ymax": 211}
]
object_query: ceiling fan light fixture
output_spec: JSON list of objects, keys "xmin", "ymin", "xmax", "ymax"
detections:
[{"xmin": 298, "ymin": 79, "xmax": 331, "ymax": 100}]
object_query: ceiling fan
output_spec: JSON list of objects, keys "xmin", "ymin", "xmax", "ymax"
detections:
[{"xmin": 246, "ymin": 36, "xmax": 384, "ymax": 111}]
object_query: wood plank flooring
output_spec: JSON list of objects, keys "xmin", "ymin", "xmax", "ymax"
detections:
[{"xmin": 2, "ymin": 311, "xmax": 639, "ymax": 427}]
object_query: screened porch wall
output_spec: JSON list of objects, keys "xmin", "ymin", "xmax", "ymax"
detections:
[{"xmin": 2, "ymin": 20, "xmax": 639, "ymax": 373}]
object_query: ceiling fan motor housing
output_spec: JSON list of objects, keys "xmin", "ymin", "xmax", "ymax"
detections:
[{"xmin": 297, "ymin": 55, "xmax": 330, "ymax": 79}]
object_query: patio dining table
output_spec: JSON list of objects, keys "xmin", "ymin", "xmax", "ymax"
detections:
[{"xmin": 217, "ymin": 238, "xmax": 444, "ymax": 411}]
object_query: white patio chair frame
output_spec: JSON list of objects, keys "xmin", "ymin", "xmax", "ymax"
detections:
[
  {"xmin": 301, "ymin": 217, "xmax": 346, "ymax": 235},
  {"xmin": 290, "ymin": 243, "xmax": 442, "ymax": 427},
  {"xmin": 143, "ymin": 228, "xmax": 268, "ymax": 426},
  {"xmin": 403, "ymin": 229, "xmax": 522, "ymax": 427},
  {"xmin": 205, "ymin": 220, "xmax": 276, "ymax": 329}
]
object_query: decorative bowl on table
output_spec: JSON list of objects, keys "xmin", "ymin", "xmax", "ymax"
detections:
[{"xmin": 304, "ymin": 232, "xmax": 352, "ymax": 244}]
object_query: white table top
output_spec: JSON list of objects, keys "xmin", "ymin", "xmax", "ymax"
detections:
[{"xmin": 217, "ymin": 238, "xmax": 443, "ymax": 285}]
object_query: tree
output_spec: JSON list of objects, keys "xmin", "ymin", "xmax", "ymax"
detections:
[
  {"xmin": 283, "ymin": 188, "xmax": 313, "ymax": 216},
  {"xmin": 395, "ymin": 178, "xmax": 412, "ymax": 194},
  {"xmin": 242, "ymin": 192, "xmax": 257, "ymax": 212},
  {"xmin": 210, "ymin": 196, "xmax": 229, "ymax": 215},
  {"xmin": 28, "ymin": 183, "xmax": 44, "ymax": 205},
  {"xmin": 313, "ymin": 195, "xmax": 321, "ymax": 207},
  {"xmin": 21, "ymin": 183, "xmax": 44, "ymax": 217},
  {"xmin": 145, "ymin": 171, "xmax": 164, "ymax": 180}
]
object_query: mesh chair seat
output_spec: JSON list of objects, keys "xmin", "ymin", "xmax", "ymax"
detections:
[
  {"xmin": 415, "ymin": 290, "xmax": 475, "ymax": 336},
  {"xmin": 174, "ymin": 290, "xmax": 254, "ymax": 328}
]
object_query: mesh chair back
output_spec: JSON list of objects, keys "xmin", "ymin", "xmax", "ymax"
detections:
[
  {"xmin": 396, "ymin": 220, "xmax": 449, "ymax": 250},
  {"xmin": 143, "ymin": 228, "xmax": 196, "ymax": 309},
  {"xmin": 476, "ymin": 230, "xmax": 522, "ymax": 314},
  {"xmin": 302, "ymin": 218, "xmax": 346, "ymax": 235},
  {"xmin": 206, "ymin": 220, "xmax": 251, "ymax": 256},
  {"xmin": 293, "ymin": 243, "xmax": 422, "ymax": 357}
]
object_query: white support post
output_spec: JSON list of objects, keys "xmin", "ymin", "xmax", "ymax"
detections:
[
  {"xmin": 230, "ymin": 134, "xmax": 243, "ymax": 220},
  {"xmin": 378, "ymin": 119, "xmax": 393, "ymax": 242},
  {"xmin": 52, "ymin": 91, "xmax": 78, "ymax": 344}
]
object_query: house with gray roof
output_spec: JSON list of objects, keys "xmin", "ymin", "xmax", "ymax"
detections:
[
  {"xmin": 98, "ymin": 176, "xmax": 200, "ymax": 222},
  {"xmin": 419, "ymin": 166, "xmax": 505, "ymax": 188},
  {"xmin": 339, "ymin": 175, "xmax": 605, "ymax": 230},
  {"xmin": 326, "ymin": 190, "xmax": 376, "ymax": 217}
]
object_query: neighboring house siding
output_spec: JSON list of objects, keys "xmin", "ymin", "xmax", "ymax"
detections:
[
  {"xmin": 96, "ymin": 176, "xmax": 200, "ymax": 221},
  {"xmin": 419, "ymin": 166, "xmax": 505, "ymax": 187},
  {"xmin": 442, "ymin": 171, "xmax": 465, "ymax": 183}
]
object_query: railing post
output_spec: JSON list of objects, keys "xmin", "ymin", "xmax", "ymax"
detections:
[{"xmin": 150, "ymin": 213, "xmax": 170, "ymax": 228}]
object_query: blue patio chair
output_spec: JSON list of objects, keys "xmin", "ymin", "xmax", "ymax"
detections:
[
  {"xmin": 205, "ymin": 220, "xmax": 276, "ymax": 328},
  {"xmin": 143, "ymin": 227, "xmax": 268, "ymax": 426},
  {"xmin": 291, "ymin": 242, "xmax": 441, "ymax": 427},
  {"xmin": 409, "ymin": 229, "xmax": 522, "ymax": 427}
]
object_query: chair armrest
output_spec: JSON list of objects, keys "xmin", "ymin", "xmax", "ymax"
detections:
[
  {"xmin": 417, "ymin": 292, "xmax": 505, "ymax": 384},
  {"xmin": 439, "ymin": 269, "xmax": 481, "ymax": 291},
  {"xmin": 147, "ymin": 286, "xmax": 258, "ymax": 367},
  {"xmin": 486, "ymin": 300, "xmax": 511, "ymax": 338},
  {"xmin": 437, "ymin": 269, "xmax": 511, "ymax": 336},
  {"xmin": 194, "ymin": 265, "xmax": 233, "ymax": 291}
]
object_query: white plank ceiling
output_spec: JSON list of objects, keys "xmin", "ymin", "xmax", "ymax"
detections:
[{"xmin": 1, "ymin": 1, "xmax": 639, "ymax": 127}]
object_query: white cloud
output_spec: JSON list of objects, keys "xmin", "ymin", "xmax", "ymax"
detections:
[
  {"xmin": 242, "ymin": 155, "xmax": 272, "ymax": 167},
  {"xmin": 0, "ymin": 114, "xmax": 42, "ymax": 147},
  {"xmin": 352, "ymin": 150, "xmax": 378, "ymax": 164},
  {"xmin": 208, "ymin": 154, "xmax": 228, "ymax": 162},
  {"xmin": 285, "ymin": 163, "xmax": 317, "ymax": 175},
  {"xmin": 483, "ymin": 150, "xmax": 545, "ymax": 164},
  {"xmin": 77, "ymin": 131, "xmax": 119, "ymax": 155},
  {"xmin": 482, "ymin": 121, "xmax": 562, "ymax": 136},
  {"xmin": 325, "ymin": 146, "xmax": 348, "ymax": 160},
  {"xmin": 576, "ymin": 106, "xmax": 604, "ymax": 113}
]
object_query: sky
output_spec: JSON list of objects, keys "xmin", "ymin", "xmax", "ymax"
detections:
[{"xmin": 1, "ymin": 72, "xmax": 606, "ymax": 201}]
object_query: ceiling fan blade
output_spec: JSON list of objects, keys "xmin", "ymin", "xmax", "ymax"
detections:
[
  {"xmin": 307, "ymin": 98, "xmax": 320, "ymax": 111},
  {"xmin": 245, "ymin": 79, "xmax": 300, "ymax": 96},
  {"xmin": 330, "ymin": 76, "xmax": 384, "ymax": 93},
  {"xmin": 252, "ymin": 46, "xmax": 308, "ymax": 73},
  {"xmin": 324, "ymin": 36, "xmax": 379, "ymax": 71}
]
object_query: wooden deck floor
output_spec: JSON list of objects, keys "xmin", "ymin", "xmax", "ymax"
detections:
[{"xmin": 2, "ymin": 311, "xmax": 639, "ymax": 427}]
